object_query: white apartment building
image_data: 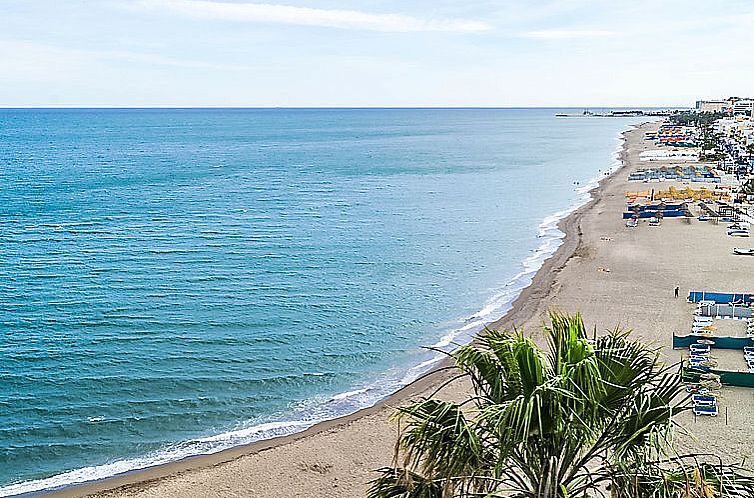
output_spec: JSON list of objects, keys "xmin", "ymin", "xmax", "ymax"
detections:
[{"xmin": 733, "ymin": 99, "xmax": 754, "ymax": 115}]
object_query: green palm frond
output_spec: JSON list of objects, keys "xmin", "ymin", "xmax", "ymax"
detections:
[
  {"xmin": 396, "ymin": 399, "xmax": 487, "ymax": 484},
  {"xmin": 367, "ymin": 468, "xmax": 444, "ymax": 498}
]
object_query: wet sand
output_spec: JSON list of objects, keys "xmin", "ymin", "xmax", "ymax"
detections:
[{"xmin": 50, "ymin": 121, "xmax": 754, "ymax": 497}]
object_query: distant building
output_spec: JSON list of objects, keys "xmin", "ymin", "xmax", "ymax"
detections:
[
  {"xmin": 695, "ymin": 97, "xmax": 754, "ymax": 115},
  {"xmin": 696, "ymin": 100, "xmax": 728, "ymax": 112},
  {"xmin": 733, "ymin": 99, "xmax": 754, "ymax": 115}
]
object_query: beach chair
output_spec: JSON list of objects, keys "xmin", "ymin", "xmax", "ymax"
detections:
[
  {"xmin": 690, "ymin": 341, "xmax": 711, "ymax": 347},
  {"xmin": 693, "ymin": 405, "xmax": 718, "ymax": 416},
  {"xmin": 700, "ymin": 379, "xmax": 722, "ymax": 390},
  {"xmin": 692, "ymin": 394, "xmax": 717, "ymax": 406}
]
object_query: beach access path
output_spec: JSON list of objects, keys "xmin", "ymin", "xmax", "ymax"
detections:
[{"xmin": 53, "ymin": 122, "xmax": 754, "ymax": 498}]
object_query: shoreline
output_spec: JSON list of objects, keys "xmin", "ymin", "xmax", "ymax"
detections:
[{"xmin": 37, "ymin": 123, "xmax": 642, "ymax": 498}]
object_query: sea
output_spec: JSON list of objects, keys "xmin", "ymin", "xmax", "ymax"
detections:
[{"xmin": 0, "ymin": 108, "xmax": 647, "ymax": 495}]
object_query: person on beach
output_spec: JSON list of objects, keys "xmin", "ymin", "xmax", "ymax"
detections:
[{"xmin": 674, "ymin": 286, "xmax": 679, "ymax": 298}]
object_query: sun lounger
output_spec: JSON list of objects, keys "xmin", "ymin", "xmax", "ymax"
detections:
[
  {"xmin": 691, "ymin": 330, "xmax": 713, "ymax": 337},
  {"xmin": 690, "ymin": 342, "xmax": 711, "ymax": 348},
  {"xmin": 733, "ymin": 248, "xmax": 754, "ymax": 256},
  {"xmin": 693, "ymin": 405, "xmax": 718, "ymax": 416},
  {"xmin": 700, "ymin": 379, "xmax": 722, "ymax": 390},
  {"xmin": 692, "ymin": 394, "xmax": 717, "ymax": 406}
]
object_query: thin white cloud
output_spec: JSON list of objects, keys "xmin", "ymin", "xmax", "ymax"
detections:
[
  {"xmin": 523, "ymin": 29, "xmax": 614, "ymax": 39},
  {"xmin": 0, "ymin": 40, "xmax": 254, "ymax": 83},
  {"xmin": 136, "ymin": 0, "xmax": 492, "ymax": 32}
]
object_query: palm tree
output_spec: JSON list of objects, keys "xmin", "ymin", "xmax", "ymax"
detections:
[{"xmin": 368, "ymin": 312, "xmax": 754, "ymax": 498}]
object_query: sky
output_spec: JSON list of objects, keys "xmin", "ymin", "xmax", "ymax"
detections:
[{"xmin": 1, "ymin": 0, "xmax": 753, "ymax": 107}]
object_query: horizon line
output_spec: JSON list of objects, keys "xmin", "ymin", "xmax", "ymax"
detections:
[{"xmin": 0, "ymin": 105, "xmax": 690, "ymax": 110}]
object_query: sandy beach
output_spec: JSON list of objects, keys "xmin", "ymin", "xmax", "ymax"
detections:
[{"xmin": 48, "ymin": 121, "xmax": 754, "ymax": 498}]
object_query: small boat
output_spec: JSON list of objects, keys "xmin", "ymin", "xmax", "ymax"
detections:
[
  {"xmin": 698, "ymin": 215, "xmax": 709, "ymax": 221},
  {"xmin": 728, "ymin": 230, "xmax": 750, "ymax": 237},
  {"xmin": 733, "ymin": 248, "xmax": 754, "ymax": 255}
]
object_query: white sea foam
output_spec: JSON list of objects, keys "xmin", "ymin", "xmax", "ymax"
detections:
[
  {"xmin": 0, "ymin": 126, "xmax": 638, "ymax": 498},
  {"xmin": 330, "ymin": 388, "xmax": 369, "ymax": 401}
]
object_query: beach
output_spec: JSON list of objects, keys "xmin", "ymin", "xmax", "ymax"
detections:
[{"xmin": 47, "ymin": 120, "xmax": 754, "ymax": 497}]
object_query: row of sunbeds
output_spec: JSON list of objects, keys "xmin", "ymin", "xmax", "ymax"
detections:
[{"xmin": 687, "ymin": 343, "xmax": 719, "ymax": 416}]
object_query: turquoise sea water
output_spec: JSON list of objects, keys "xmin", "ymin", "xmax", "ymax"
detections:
[{"xmin": 0, "ymin": 109, "xmax": 645, "ymax": 495}]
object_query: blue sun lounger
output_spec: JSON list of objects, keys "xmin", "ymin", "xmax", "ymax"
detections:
[
  {"xmin": 693, "ymin": 405, "xmax": 718, "ymax": 416},
  {"xmin": 692, "ymin": 394, "xmax": 717, "ymax": 406}
]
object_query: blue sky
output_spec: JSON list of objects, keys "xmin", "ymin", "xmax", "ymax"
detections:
[{"xmin": 1, "ymin": 0, "xmax": 753, "ymax": 107}]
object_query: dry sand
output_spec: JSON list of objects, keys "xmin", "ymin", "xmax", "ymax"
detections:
[{"xmin": 50, "ymin": 122, "xmax": 754, "ymax": 498}]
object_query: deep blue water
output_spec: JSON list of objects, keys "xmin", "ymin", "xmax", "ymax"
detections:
[{"xmin": 0, "ymin": 108, "xmax": 645, "ymax": 495}]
